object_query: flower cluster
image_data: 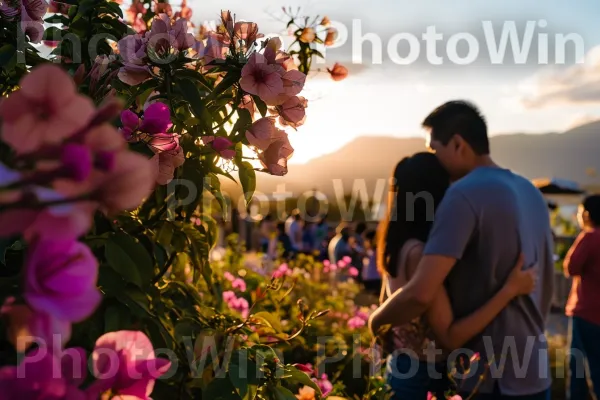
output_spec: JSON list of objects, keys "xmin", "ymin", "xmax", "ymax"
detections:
[
  {"xmin": 0, "ymin": 0, "xmax": 47, "ymax": 43},
  {"xmin": 322, "ymin": 256, "xmax": 359, "ymax": 277},
  {"xmin": 120, "ymin": 102, "xmax": 184, "ymax": 184},
  {"xmin": 0, "ymin": 65, "xmax": 167, "ymax": 398},
  {"xmin": 0, "ymin": 330, "xmax": 170, "ymax": 398},
  {"xmin": 117, "ymin": 13, "xmax": 197, "ymax": 85},
  {"xmin": 223, "ymin": 290, "xmax": 250, "ymax": 318}
]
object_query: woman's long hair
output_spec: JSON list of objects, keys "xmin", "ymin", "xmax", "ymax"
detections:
[{"xmin": 376, "ymin": 152, "xmax": 449, "ymax": 277}]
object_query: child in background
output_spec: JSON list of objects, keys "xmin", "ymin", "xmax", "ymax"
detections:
[{"xmin": 564, "ymin": 195, "xmax": 600, "ymax": 400}]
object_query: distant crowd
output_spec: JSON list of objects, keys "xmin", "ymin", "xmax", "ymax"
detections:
[{"xmin": 254, "ymin": 210, "xmax": 383, "ymax": 295}]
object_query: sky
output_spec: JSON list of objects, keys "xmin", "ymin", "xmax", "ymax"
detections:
[{"xmin": 187, "ymin": 1, "xmax": 600, "ymax": 162}]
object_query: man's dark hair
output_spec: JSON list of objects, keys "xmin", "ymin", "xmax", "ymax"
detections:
[
  {"xmin": 422, "ymin": 100, "xmax": 489, "ymax": 155},
  {"xmin": 583, "ymin": 195, "xmax": 600, "ymax": 226}
]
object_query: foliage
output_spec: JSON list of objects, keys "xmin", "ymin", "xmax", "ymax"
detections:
[{"xmin": 0, "ymin": 0, "xmax": 350, "ymax": 398}]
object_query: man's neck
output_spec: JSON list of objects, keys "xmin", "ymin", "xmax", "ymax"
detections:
[{"xmin": 473, "ymin": 155, "xmax": 498, "ymax": 168}]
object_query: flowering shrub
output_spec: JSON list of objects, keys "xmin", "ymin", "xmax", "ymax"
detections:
[{"xmin": 0, "ymin": 0, "xmax": 351, "ymax": 398}]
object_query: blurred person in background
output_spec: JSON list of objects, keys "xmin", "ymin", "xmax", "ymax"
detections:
[
  {"xmin": 275, "ymin": 222, "xmax": 295, "ymax": 259},
  {"xmin": 328, "ymin": 223, "xmax": 353, "ymax": 264},
  {"xmin": 285, "ymin": 209, "xmax": 303, "ymax": 252},
  {"xmin": 361, "ymin": 229, "xmax": 381, "ymax": 296},
  {"xmin": 259, "ymin": 214, "xmax": 276, "ymax": 253},
  {"xmin": 564, "ymin": 195, "xmax": 600, "ymax": 400}
]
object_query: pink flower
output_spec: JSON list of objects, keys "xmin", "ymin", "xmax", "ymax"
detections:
[
  {"xmin": 245, "ymin": 117, "xmax": 276, "ymax": 151},
  {"xmin": 258, "ymin": 129, "xmax": 294, "ymax": 176},
  {"xmin": 0, "ymin": 64, "xmax": 95, "ymax": 154},
  {"xmin": 272, "ymin": 263, "xmax": 291, "ymax": 279},
  {"xmin": 223, "ymin": 272, "xmax": 235, "ymax": 282},
  {"xmin": 117, "ymin": 34, "xmax": 151, "ymax": 86},
  {"xmin": 234, "ymin": 21, "xmax": 262, "ymax": 43},
  {"xmin": 240, "ymin": 53, "xmax": 284, "ymax": 104},
  {"xmin": 337, "ymin": 260, "xmax": 347, "ymax": 269},
  {"xmin": 0, "ymin": 348, "xmax": 88, "ymax": 399},
  {"xmin": 202, "ymin": 136, "xmax": 236, "ymax": 159},
  {"xmin": 299, "ymin": 27, "xmax": 316, "ymax": 43},
  {"xmin": 120, "ymin": 109, "xmax": 140, "ymax": 138},
  {"xmin": 203, "ymin": 32, "xmax": 229, "ymax": 64},
  {"xmin": 342, "ymin": 256, "xmax": 352, "ymax": 264},
  {"xmin": 232, "ymin": 278, "xmax": 247, "ymax": 292},
  {"xmin": 348, "ymin": 267, "xmax": 359, "ymax": 277},
  {"xmin": 323, "ymin": 260, "xmax": 330, "ymax": 267},
  {"xmin": 24, "ymin": 239, "xmax": 101, "ymax": 332},
  {"xmin": 0, "ymin": 187, "xmax": 95, "ymax": 241},
  {"xmin": 223, "ymin": 290, "xmax": 236, "ymax": 303},
  {"xmin": 293, "ymin": 363, "xmax": 314, "ymax": 376},
  {"xmin": 276, "ymin": 96, "xmax": 307, "ymax": 129},
  {"xmin": 152, "ymin": 145, "xmax": 184, "ymax": 185},
  {"xmin": 87, "ymin": 331, "xmax": 171, "ymax": 400},
  {"xmin": 147, "ymin": 13, "xmax": 195, "ymax": 53},
  {"xmin": 227, "ymin": 296, "xmax": 249, "ymax": 318},
  {"xmin": 323, "ymin": 266, "xmax": 330, "ymax": 274},
  {"xmin": 312, "ymin": 374, "xmax": 333, "ymax": 397},
  {"xmin": 347, "ymin": 316, "xmax": 366, "ymax": 329},
  {"xmin": 239, "ymin": 95, "xmax": 256, "ymax": 118},
  {"xmin": 22, "ymin": 0, "xmax": 48, "ymax": 20},
  {"xmin": 140, "ymin": 102, "xmax": 172, "ymax": 134},
  {"xmin": 93, "ymin": 151, "xmax": 156, "ymax": 214}
]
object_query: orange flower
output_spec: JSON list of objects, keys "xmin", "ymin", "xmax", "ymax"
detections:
[
  {"xmin": 299, "ymin": 27, "xmax": 316, "ymax": 43},
  {"xmin": 324, "ymin": 28, "xmax": 337, "ymax": 46},
  {"xmin": 327, "ymin": 63, "xmax": 348, "ymax": 81},
  {"xmin": 320, "ymin": 16, "xmax": 330, "ymax": 26},
  {"xmin": 296, "ymin": 386, "xmax": 316, "ymax": 400}
]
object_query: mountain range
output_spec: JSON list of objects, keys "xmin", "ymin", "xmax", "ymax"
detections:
[{"xmin": 221, "ymin": 120, "xmax": 600, "ymax": 200}]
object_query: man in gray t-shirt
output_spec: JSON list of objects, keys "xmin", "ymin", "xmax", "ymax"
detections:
[{"xmin": 369, "ymin": 101, "xmax": 553, "ymax": 399}]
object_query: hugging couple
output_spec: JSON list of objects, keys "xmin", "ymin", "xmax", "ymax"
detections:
[{"xmin": 369, "ymin": 101, "xmax": 554, "ymax": 399}]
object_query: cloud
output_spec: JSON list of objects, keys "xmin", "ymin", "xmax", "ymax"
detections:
[
  {"xmin": 519, "ymin": 46, "xmax": 600, "ymax": 108},
  {"xmin": 566, "ymin": 113, "xmax": 600, "ymax": 130}
]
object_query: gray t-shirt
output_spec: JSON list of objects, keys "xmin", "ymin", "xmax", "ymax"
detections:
[{"xmin": 424, "ymin": 166, "xmax": 554, "ymax": 395}]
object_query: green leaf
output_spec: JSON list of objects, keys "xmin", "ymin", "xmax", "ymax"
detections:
[
  {"xmin": 206, "ymin": 71, "xmax": 241, "ymax": 102},
  {"xmin": 0, "ymin": 44, "xmax": 16, "ymax": 70},
  {"xmin": 174, "ymin": 69, "xmax": 213, "ymax": 91},
  {"xmin": 156, "ymin": 222, "xmax": 175, "ymax": 251},
  {"xmin": 42, "ymin": 26, "xmax": 63, "ymax": 41},
  {"xmin": 183, "ymin": 224, "xmax": 212, "ymax": 285},
  {"xmin": 204, "ymin": 375, "xmax": 242, "ymax": 400},
  {"xmin": 179, "ymin": 79, "xmax": 213, "ymax": 132},
  {"xmin": 105, "ymin": 232, "xmax": 154, "ymax": 288},
  {"xmin": 272, "ymin": 385, "xmax": 298, "ymax": 400},
  {"xmin": 237, "ymin": 161, "xmax": 256, "ymax": 205},
  {"xmin": 115, "ymin": 285, "xmax": 153, "ymax": 318},
  {"xmin": 104, "ymin": 303, "xmax": 131, "ymax": 332},
  {"xmin": 231, "ymin": 108, "xmax": 252, "ymax": 141},
  {"xmin": 252, "ymin": 95, "xmax": 268, "ymax": 117},
  {"xmin": 104, "ymin": 1, "xmax": 124, "ymax": 18},
  {"xmin": 283, "ymin": 366, "xmax": 321, "ymax": 395},
  {"xmin": 252, "ymin": 311, "xmax": 283, "ymax": 333},
  {"xmin": 44, "ymin": 14, "xmax": 70, "ymax": 24}
]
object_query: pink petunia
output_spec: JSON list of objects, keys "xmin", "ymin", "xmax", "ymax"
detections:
[
  {"xmin": 257, "ymin": 129, "xmax": 294, "ymax": 176},
  {"xmin": 223, "ymin": 290, "xmax": 236, "ymax": 303},
  {"xmin": 223, "ymin": 272, "xmax": 235, "ymax": 282},
  {"xmin": 348, "ymin": 267, "xmax": 359, "ymax": 277},
  {"xmin": 245, "ymin": 117, "xmax": 276, "ymax": 152},
  {"xmin": 347, "ymin": 316, "xmax": 366, "ymax": 330},
  {"xmin": 87, "ymin": 331, "xmax": 172, "ymax": 399},
  {"xmin": 0, "ymin": 64, "xmax": 95, "ymax": 154},
  {"xmin": 276, "ymin": 96, "xmax": 307, "ymax": 129},
  {"xmin": 24, "ymin": 239, "xmax": 101, "ymax": 323},
  {"xmin": 202, "ymin": 136, "xmax": 236, "ymax": 160},
  {"xmin": 0, "ymin": 348, "xmax": 88, "ymax": 398},
  {"xmin": 240, "ymin": 53, "xmax": 284, "ymax": 104},
  {"xmin": 231, "ymin": 278, "xmax": 247, "ymax": 292}
]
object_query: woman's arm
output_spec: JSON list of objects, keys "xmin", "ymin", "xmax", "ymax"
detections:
[
  {"xmin": 426, "ymin": 255, "xmax": 536, "ymax": 350},
  {"xmin": 564, "ymin": 232, "xmax": 590, "ymax": 277}
]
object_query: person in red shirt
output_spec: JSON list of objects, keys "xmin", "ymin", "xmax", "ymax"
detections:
[{"xmin": 564, "ymin": 195, "xmax": 600, "ymax": 400}]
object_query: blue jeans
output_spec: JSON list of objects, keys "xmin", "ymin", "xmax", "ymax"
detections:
[
  {"xmin": 568, "ymin": 316, "xmax": 600, "ymax": 400},
  {"xmin": 386, "ymin": 354, "xmax": 449, "ymax": 400}
]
